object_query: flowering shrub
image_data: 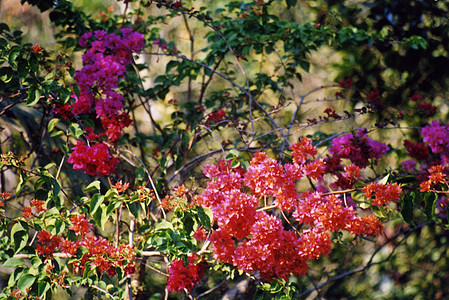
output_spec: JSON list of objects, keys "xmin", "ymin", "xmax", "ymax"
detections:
[{"xmin": 0, "ymin": 0, "xmax": 448, "ymax": 299}]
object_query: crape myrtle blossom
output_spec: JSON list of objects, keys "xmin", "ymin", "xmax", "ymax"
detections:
[{"xmin": 195, "ymin": 137, "xmax": 391, "ymax": 282}]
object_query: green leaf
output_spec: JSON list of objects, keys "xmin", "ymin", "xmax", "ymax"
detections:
[
  {"xmin": 155, "ymin": 219, "xmax": 174, "ymax": 231},
  {"xmin": 106, "ymin": 200, "xmax": 122, "ymax": 216},
  {"xmin": 17, "ymin": 273, "xmax": 35, "ymax": 292},
  {"xmin": 424, "ymin": 192, "xmax": 437, "ymax": 221},
  {"xmin": 3, "ymin": 257, "xmax": 25, "ymax": 268},
  {"xmin": 11, "ymin": 222, "xmax": 28, "ymax": 254},
  {"xmin": 8, "ymin": 48, "xmax": 20, "ymax": 68},
  {"xmin": 196, "ymin": 206, "xmax": 212, "ymax": 230},
  {"xmin": 38, "ymin": 281, "xmax": 51, "ymax": 298},
  {"xmin": 371, "ymin": 205, "xmax": 387, "ymax": 218},
  {"xmin": 90, "ymin": 193, "xmax": 104, "ymax": 215},
  {"xmin": 47, "ymin": 118, "xmax": 59, "ymax": 132},
  {"xmin": 84, "ymin": 181, "xmax": 101, "ymax": 193},
  {"xmin": 93, "ymin": 204, "xmax": 108, "ymax": 230},
  {"xmin": 27, "ymin": 87, "xmax": 41, "ymax": 106},
  {"xmin": 377, "ymin": 173, "xmax": 390, "ymax": 185},
  {"xmin": 69, "ymin": 123, "xmax": 84, "ymax": 138},
  {"xmin": 128, "ymin": 201, "xmax": 141, "ymax": 219},
  {"xmin": 226, "ymin": 149, "xmax": 240, "ymax": 159},
  {"xmin": 0, "ymin": 67, "xmax": 13, "ymax": 83},
  {"xmin": 15, "ymin": 171, "xmax": 28, "ymax": 195},
  {"xmin": 29, "ymin": 55, "xmax": 39, "ymax": 74},
  {"xmin": 401, "ymin": 192, "xmax": 415, "ymax": 226}
]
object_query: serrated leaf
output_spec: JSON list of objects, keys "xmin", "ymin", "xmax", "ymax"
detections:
[{"xmin": 3, "ymin": 257, "xmax": 25, "ymax": 268}]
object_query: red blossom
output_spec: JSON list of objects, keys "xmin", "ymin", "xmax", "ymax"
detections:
[
  {"xmin": 30, "ymin": 44, "xmax": 43, "ymax": 53},
  {"xmin": 290, "ymin": 137, "xmax": 317, "ymax": 164},
  {"xmin": 339, "ymin": 78, "xmax": 353, "ymax": 88},
  {"xmin": 346, "ymin": 215, "xmax": 383, "ymax": 236},
  {"xmin": 53, "ymin": 103, "xmax": 73, "ymax": 119},
  {"xmin": 363, "ymin": 182, "xmax": 402, "ymax": 206},
  {"xmin": 404, "ymin": 139, "xmax": 430, "ymax": 161},
  {"xmin": 367, "ymin": 89, "xmax": 382, "ymax": 105},
  {"xmin": 206, "ymin": 109, "xmax": 227, "ymax": 124},
  {"xmin": 22, "ymin": 206, "xmax": 32, "ymax": 218},
  {"xmin": 30, "ymin": 199, "xmax": 46, "ymax": 212},
  {"xmin": 36, "ymin": 230, "xmax": 61, "ymax": 258},
  {"xmin": 420, "ymin": 165, "xmax": 447, "ymax": 192},
  {"xmin": 167, "ymin": 254, "xmax": 207, "ymax": 292},
  {"xmin": 193, "ymin": 227, "xmax": 208, "ymax": 241},
  {"xmin": 69, "ymin": 214, "xmax": 92, "ymax": 236},
  {"xmin": 410, "ymin": 93, "xmax": 422, "ymax": 102},
  {"xmin": 68, "ymin": 141, "xmax": 119, "ymax": 176},
  {"xmin": 417, "ymin": 102, "xmax": 437, "ymax": 116}
]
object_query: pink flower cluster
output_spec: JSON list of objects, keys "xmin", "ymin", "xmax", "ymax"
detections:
[
  {"xmin": 195, "ymin": 138, "xmax": 384, "ymax": 281},
  {"xmin": 68, "ymin": 28, "xmax": 145, "ymax": 176},
  {"xmin": 67, "ymin": 141, "xmax": 119, "ymax": 176},
  {"xmin": 73, "ymin": 28, "xmax": 144, "ymax": 118},
  {"xmin": 167, "ymin": 254, "xmax": 207, "ymax": 292},
  {"xmin": 329, "ymin": 130, "xmax": 389, "ymax": 168}
]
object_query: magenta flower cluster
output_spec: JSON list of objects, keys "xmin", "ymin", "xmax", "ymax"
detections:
[
  {"xmin": 421, "ymin": 121, "xmax": 449, "ymax": 154},
  {"xmin": 68, "ymin": 28, "xmax": 145, "ymax": 176},
  {"xmin": 329, "ymin": 130, "xmax": 389, "ymax": 168},
  {"xmin": 73, "ymin": 28, "xmax": 145, "ymax": 118}
]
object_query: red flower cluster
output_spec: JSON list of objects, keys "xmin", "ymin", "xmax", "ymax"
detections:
[
  {"xmin": 404, "ymin": 139, "xmax": 430, "ymax": 161},
  {"xmin": 166, "ymin": 254, "xmax": 207, "ymax": 292},
  {"xmin": 363, "ymin": 182, "xmax": 402, "ymax": 206},
  {"xmin": 367, "ymin": 89, "xmax": 382, "ymax": 105},
  {"xmin": 35, "ymin": 215, "xmax": 135, "ymax": 276},
  {"xmin": 68, "ymin": 141, "xmax": 119, "ymax": 176},
  {"xmin": 420, "ymin": 165, "xmax": 447, "ymax": 192},
  {"xmin": 206, "ymin": 109, "xmax": 227, "ymax": 125},
  {"xmin": 195, "ymin": 138, "xmax": 386, "ymax": 281},
  {"xmin": 69, "ymin": 214, "xmax": 92, "ymax": 236},
  {"xmin": 36, "ymin": 230, "xmax": 61, "ymax": 258},
  {"xmin": 339, "ymin": 78, "xmax": 353, "ymax": 88}
]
